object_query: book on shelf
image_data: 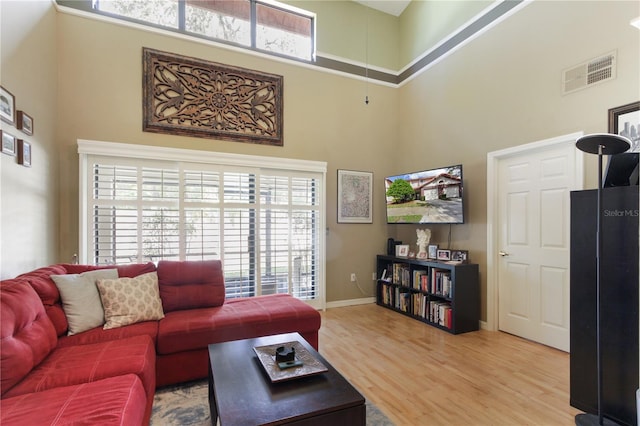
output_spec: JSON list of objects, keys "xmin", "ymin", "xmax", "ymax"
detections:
[
  {"xmin": 428, "ymin": 300, "xmax": 452, "ymax": 328},
  {"xmin": 393, "ymin": 263, "xmax": 411, "ymax": 287},
  {"xmin": 412, "ymin": 293, "xmax": 427, "ymax": 318},
  {"xmin": 431, "ymin": 269, "xmax": 453, "ymax": 298},
  {"xmin": 412, "ymin": 270, "xmax": 428, "ymax": 291},
  {"xmin": 399, "ymin": 292, "xmax": 410, "ymax": 313},
  {"xmin": 380, "ymin": 283, "xmax": 392, "ymax": 305}
]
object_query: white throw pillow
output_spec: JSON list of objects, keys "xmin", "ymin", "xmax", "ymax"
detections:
[
  {"xmin": 96, "ymin": 271, "xmax": 165, "ymax": 329},
  {"xmin": 51, "ymin": 269, "xmax": 118, "ymax": 335}
]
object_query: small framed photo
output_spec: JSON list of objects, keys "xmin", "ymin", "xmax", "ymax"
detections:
[
  {"xmin": 428, "ymin": 244, "xmax": 438, "ymax": 259},
  {"xmin": 436, "ymin": 249, "xmax": 451, "ymax": 261},
  {"xmin": 17, "ymin": 111, "xmax": 33, "ymax": 136},
  {"xmin": 609, "ymin": 101, "xmax": 639, "ymax": 152},
  {"xmin": 1, "ymin": 130, "xmax": 16, "ymax": 156},
  {"xmin": 451, "ymin": 250, "xmax": 468, "ymax": 263},
  {"xmin": 396, "ymin": 244, "xmax": 409, "ymax": 258},
  {"xmin": 0, "ymin": 86, "xmax": 16, "ymax": 125},
  {"xmin": 18, "ymin": 140, "xmax": 31, "ymax": 167}
]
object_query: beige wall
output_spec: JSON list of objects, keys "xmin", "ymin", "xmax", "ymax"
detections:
[
  {"xmin": 395, "ymin": 0, "xmax": 640, "ymax": 320},
  {"xmin": 1, "ymin": 0, "xmax": 58, "ymax": 278},
  {"xmin": 399, "ymin": 0, "xmax": 491, "ymax": 69},
  {"xmin": 54, "ymin": 10, "xmax": 399, "ymax": 303}
]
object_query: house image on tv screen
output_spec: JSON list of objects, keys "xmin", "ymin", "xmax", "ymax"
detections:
[
  {"xmin": 420, "ymin": 174, "xmax": 461, "ymax": 200},
  {"xmin": 385, "ymin": 165, "xmax": 464, "ymax": 224}
]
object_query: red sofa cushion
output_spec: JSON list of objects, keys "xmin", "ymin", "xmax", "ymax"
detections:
[
  {"xmin": 3, "ymin": 335, "xmax": 156, "ymax": 425},
  {"xmin": 0, "ymin": 374, "xmax": 146, "ymax": 426},
  {"xmin": 3, "ymin": 335, "xmax": 155, "ymax": 400},
  {"xmin": 157, "ymin": 293, "xmax": 320, "ymax": 354},
  {"xmin": 16, "ymin": 265, "xmax": 69, "ymax": 336},
  {"xmin": 56, "ymin": 320, "xmax": 159, "ymax": 349},
  {"xmin": 63, "ymin": 262, "xmax": 156, "ymax": 278},
  {"xmin": 158, "ymin": 260, "xmax": 225, "ymax": 312},
  {"xmin": 16, "ymin": 264, "xmax": 67, "ymax": 305},
  {"xmin": 0, "ymin": 279, "xmax": 58, "ymax": 396}
]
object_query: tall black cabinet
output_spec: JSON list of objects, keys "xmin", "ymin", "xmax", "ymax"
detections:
[{"xmin": 570, "ymin": 186, "xmax": 639, "ymax": 426}]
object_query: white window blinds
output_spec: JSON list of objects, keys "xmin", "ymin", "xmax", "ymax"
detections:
[{"xmin": 79, "ymin": 140, "xmax": 326, "ymax": 307}]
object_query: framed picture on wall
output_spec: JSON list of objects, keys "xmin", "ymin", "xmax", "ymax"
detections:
[
  {"xmin": 18, "ymin": 140, "xmax": 31, "ymax": 167},
  {"xmin": 17, "ymin": 111, "xmax": 34, "ymax": 136},
  {"xmin": 0, "ymin": 86, "xmax": 16, "ymax": 125},
  {"xmin": 337, "ymin": 169, "xmax": 373, "ymax": 223},
  {"xmin": 608, "ymin": 101, "xmax": 639, "ymax": 152},
  {"xmin": 1, "ymin": 130, "xmax": 16, "ymax": 156}
]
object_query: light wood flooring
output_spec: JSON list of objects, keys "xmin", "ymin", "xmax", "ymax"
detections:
[{"xmin": 318, "ymin": 303, "xmax": 580, "ymax": 425}]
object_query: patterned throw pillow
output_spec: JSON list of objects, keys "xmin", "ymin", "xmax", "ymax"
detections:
[{"xmin": 96, "ymin": 271, "xmax": 165, "ymax": 329}]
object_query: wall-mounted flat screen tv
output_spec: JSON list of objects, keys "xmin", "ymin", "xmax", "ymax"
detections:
[{"xmin": 385, "ymin": 164, "xmax": 464, "ymax": 224}]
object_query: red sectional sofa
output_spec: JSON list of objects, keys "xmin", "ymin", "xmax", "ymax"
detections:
[{"xmin": 0, "ymin": 260, "xmax": 321, "ymax": 425}]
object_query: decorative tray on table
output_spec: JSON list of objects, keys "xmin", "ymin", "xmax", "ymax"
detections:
[{"xmin": 253, "ymin": 340, "xmax": 328, "ymax": 383}]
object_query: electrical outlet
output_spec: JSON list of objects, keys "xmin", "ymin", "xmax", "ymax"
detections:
[
  {"xmin": 372, "ymin": 272, "xmax": 377, "ymax": 281},
  {"xmin": 350, "ymin": 273, "xmax": 356, "ymax": 282}
]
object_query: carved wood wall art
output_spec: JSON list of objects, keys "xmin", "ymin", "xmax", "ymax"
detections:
[{"xmin": 143, "ymin": 48, "xmax": 283, "ymax": 146}]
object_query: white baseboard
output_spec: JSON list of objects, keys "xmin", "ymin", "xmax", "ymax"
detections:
[{"xmin": 325, "ymin": 297, "xmax": 376, "ymax": 309}]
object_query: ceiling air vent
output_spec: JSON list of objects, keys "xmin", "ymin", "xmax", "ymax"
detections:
[{"xmin": 562, "ymin": 51, "xmax": 616, "ymax": 95}]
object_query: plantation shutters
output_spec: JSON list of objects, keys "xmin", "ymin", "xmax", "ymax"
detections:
[{"xmin": 79, "ymin": 140, "xmax": 326, "ymax": 308}]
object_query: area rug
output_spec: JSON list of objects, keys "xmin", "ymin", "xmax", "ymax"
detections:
[{"xmin": 151, "ymin": 379, "xmax": 394, "ymax": 425}]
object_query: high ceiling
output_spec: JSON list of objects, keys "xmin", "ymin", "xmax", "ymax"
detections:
[{"xmin": 353, "ymin": 0, "xmax": 412, "ymax": 17}]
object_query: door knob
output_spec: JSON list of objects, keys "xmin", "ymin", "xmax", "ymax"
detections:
[{"xmin": 499, "ymin": 251, "xmax": 509, "ymax": 257}]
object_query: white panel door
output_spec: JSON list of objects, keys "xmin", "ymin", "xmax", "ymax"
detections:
[{"xmin": 497, "ymin": 143, "xmax": 576, "ymax": 352}]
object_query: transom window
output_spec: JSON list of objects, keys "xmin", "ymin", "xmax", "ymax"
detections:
[
  {"xmin": 78, "ymin": 140, "xmax": 326, "ymax": 308},
  {"xmin": 92, "ymin": 0, "xmax": 315, "ymax": 61}
]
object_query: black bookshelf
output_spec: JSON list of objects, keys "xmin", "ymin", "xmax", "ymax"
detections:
[{"xmin": 376, "ymin": 255, "xmax": 479, "ymax": 334}]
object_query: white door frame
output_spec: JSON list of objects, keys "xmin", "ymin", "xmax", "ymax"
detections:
[{"xmin": 485, "ymin": 132, "xmax": 584, "ymax": 332}]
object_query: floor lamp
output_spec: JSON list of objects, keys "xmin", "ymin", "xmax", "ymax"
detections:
[{"xmin": 575, "ymin": 133, "xmax": 631, "ymax": 426}]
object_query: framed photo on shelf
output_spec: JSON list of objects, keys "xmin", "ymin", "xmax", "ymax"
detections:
[
  {"xmin": 608, "ymin": 101, "xmax": 639, "ymax": 152},
  {"xmin": 451, "ymin": 250, "xmax": 468, "ymax": 263},
  {"xmin": 428, "ymin": 244, "xmax": 438, "ymax": 259},
  {"xmin": 0, "ymin": 86, "xmax": 16, "ymax": 125},
  {"xmin": 437, "ymin": 249, "xmax": 451, "ymax": 261},
  {"xmin": 1, "ymin": 130, "xmax": 16, "ymax": 156},
  {"xmin": 17, "ymin": 111, "xmax": 34, "ymax": 136},
  {"xmin": 396, "ymin": 244, "xmax": 409, "ymax": 258},
  {"xmin": 18, "ymin": 140, "xmax": 31, "ymax": 167},
  {"xmin": 337, "ymin": 169, "xmax": 373, "ymax": 223}
]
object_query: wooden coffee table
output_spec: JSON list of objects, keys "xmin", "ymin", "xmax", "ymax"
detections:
[{"xmin": 208, "ymin": 332, "xmax": 365, "ymax": 426}]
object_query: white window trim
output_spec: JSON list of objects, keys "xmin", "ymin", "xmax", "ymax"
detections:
[{"xmin": 77, "ymin": 139, "xmax": 327, "ymax": 309}]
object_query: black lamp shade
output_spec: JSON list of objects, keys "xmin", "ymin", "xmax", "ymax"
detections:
[{"xmin": 576, "ymin": 133, "xmax": 631, "ymax": 155}]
